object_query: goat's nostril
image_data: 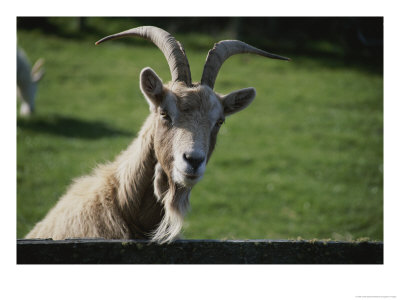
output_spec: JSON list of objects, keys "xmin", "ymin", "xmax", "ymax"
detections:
[{"xmin": 183, "ymin": 153, "xmax": 205, "ymax": 170}]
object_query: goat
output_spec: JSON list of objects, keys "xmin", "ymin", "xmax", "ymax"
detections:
[
  {"xmin": 25, "ymin": 26, "xmax": 289, "ymax": 243},
  {"xmin": 17, "ymin": 48, "xmax": 45, "ymax": 116}
]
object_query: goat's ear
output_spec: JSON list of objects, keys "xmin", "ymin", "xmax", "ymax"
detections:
[
  {"xmin": 140, "ymin": 67, "xmax": 164, "ymax": 110},
  {"xmin": 31, "ymin": 58, "xmax": 45, "ymax": 82},
  {"xmin": 221, "ymin": 87, "xmax": 256, "ymax": 116}
]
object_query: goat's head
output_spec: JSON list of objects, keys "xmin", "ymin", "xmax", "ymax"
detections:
[
  {"xmin": 96, "ymin": 26, "xmax": 289, "ymax": 189},
  {"xmin": 17, "ymin": 48, "xmax": 45, "ymax": 116},
  {"xmin": 140, "ymin": 69, "xmax": 259, "ymax": 189}
]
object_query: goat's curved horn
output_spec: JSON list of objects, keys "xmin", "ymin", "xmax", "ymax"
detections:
[
  {"xmin": 96, "ymin": 26, "xmax": 192, "ymax": 86},
  {"xmin": 201, "ymin": 40, "xmax": 290, "ymax": 89}
]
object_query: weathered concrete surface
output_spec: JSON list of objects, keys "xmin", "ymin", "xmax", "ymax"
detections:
[{"xmin": 17, "ymin": 239, "xmax": 383, "ymax": 264}]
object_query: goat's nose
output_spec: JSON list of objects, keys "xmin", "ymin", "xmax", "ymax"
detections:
[{"xmin": 183, "ymin": 152, "xmax": 205, "ymax": 170}]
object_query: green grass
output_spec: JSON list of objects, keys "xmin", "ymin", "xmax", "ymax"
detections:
[{"xmin": 17, "ymin": 24, "xmax": 383, "ymax": 241}]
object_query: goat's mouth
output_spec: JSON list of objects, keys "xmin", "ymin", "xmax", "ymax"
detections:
[
  {"xmin": 181, "ymin": 172, "xmax": 200, "ymax": 180},
  {"xmin": 173, "ymin": 167, "xmax": 204, "ymax": 187}
]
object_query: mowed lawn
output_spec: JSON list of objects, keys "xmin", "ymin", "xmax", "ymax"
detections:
[{"xmin": 17, "ymin": 27, "xmax": 383, "ymax": 241}]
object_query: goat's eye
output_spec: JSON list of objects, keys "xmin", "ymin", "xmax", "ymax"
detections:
[
  {"xmin": 160, "ymin": 110, "xmax": 171, "ymax": 122},
  {"xmin": 216, "ymin": 119, "xmax": 225, "ymax": 127}
]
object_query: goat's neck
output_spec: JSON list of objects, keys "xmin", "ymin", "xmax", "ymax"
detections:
[{"xmin": 114, "ymin": 114, "xmax": 160, "ymax": 236}]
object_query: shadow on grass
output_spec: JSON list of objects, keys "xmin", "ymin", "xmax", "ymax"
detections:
[{"xmin": 17, "ymin": 114, "xmax": 133, "ymax": 139}]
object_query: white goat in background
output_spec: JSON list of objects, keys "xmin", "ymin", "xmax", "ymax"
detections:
[
  {"xmin": 26, "ymin": 26, "xmax": 289, "ymax": 243},
  {"xmin": 17, "ymin": 47, "xmax": 45, "ymax": 116}
]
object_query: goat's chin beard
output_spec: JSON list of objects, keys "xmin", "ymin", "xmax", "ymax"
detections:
[{"xmin": 152, "ymin": 163, "xmax": 194, "ymax": 244}]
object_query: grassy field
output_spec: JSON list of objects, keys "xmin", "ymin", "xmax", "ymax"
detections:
[{"xmin": 17, "ymin": 19, "xmax": 383, "ymax": 241}]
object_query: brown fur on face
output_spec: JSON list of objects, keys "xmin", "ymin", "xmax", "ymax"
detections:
[{"xmin": 154, "ymin": 82, "xmax": 223, "ymax": 175}]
